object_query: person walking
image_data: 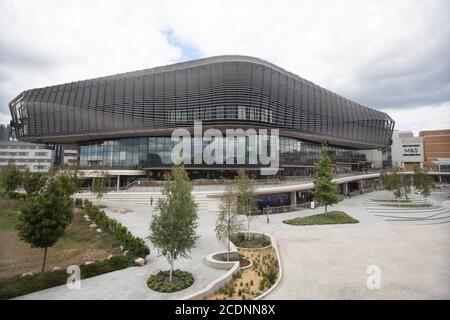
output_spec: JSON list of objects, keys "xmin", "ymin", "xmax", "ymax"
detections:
[{"xmin": 150, "ymin": 196, "xmax": 153, "ymax": 206}]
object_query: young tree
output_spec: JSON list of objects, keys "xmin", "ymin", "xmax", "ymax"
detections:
[
  {"xmin": 22, "ymin": 170, "xmax": 48, "ymax": 198},
  {"xmin": 148, "ymin": 166, "xmax": 198, "ymax": 282},
  {"xmin": 380, "ymin": 166, "xmax": 410, "ymax": 200},
  {"xmin": 0, "ymin": 163, "xmax": 23, "ymax": 198},
  {"xmin": 235, "ymin": 169, "xmax": 257, "ymax": 241},
  {"xmin": 313, "ymin": 145, "xmax": 339, "ymax": 214},
  {"xmin": 17, "ymin": 173, "xmax": 76, "ymax": 272},
  {"xmin": 215, "ymin": 184, "xmax": 244, "ymax": 261},
  {"xmin": 412, "ymin": 165, "xmax": 435, "ymax": 197},
  {"xmin": 90, "ymin": 172, "xmax": 110, "ymax": 205}
]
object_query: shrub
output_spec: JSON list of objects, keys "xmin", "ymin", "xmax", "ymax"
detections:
[
  {"xmin": 74, "ymin": 198, "xmax": 83, "ymax": 208},
  {"xmin": 80, "ymin": 256, "xmax": 131, "ymax": 278},
  {"xmin": 84, "ymin": 200, "xmax": 150, "ymax": 259},
  {"xmin": 0, "ymin": 255, "xmax": 132, "ymax": 299},
  {"xmin": 258, "ymin": 280, "xmax": 265, "ymax": 291},
  {"xmin": 147, "ymin": 269, "xmax": 194, "ymax": 293}
]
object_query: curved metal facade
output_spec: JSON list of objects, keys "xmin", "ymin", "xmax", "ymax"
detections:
[{"xmin": 9, "ymin": 55, "xmax": 394, "ymax": 149}]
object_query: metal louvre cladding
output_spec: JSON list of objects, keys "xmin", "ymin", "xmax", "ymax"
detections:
[{"xmin": 9, "ymin": 55, "xmax": 394, "ymax": 149}]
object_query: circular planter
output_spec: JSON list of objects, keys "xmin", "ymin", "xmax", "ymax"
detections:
[
  {"xmin": 232, "ymin": 232, "xmax": 272, "ymax": 250},
  {"xmin": 239, "ymin": 257, "xmax": 253, "ymax": 270},
  {"xmin": 211, "ymin": 253, "xmax": 253, "ymax": 270},
  {"xmin": 147, "ymin": 269, "xmax": 194, "ymax": 293}
]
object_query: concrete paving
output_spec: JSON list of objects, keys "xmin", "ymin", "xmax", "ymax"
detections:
[
  {"xmin": 15, "ymin": 189, "xmax": 450, "ymax": 300},
  {"xmin": 253, "ymin": 191, "xmax": 450, "ymax": 299}
]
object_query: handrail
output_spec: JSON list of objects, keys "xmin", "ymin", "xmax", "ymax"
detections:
[{"xmin": 262, "ymin": 202, "xmax": 311, "ymax": 215}]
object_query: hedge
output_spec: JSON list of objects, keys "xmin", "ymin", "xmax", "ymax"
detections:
[
  {"xmin": 84, "ymin": 200, "xmax": 150, "ymax": 259},
  {"xmin": 0, "ymin": 256, "xmax": 132, "ymax": 300}
]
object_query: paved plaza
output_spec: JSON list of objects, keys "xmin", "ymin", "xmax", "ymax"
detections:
[{"xmin": 16, "ymin": 190, "xmax": 450, "ymax": 300}]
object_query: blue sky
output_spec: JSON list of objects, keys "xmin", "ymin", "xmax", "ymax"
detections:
[{"xmin": 162, "ymin": 29, "xmax": 201, "ymax": 62}]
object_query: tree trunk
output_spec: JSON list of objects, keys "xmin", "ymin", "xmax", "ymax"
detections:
[
  {"xmin": 41, "ymin": 247, "xmax": 48, "ymax": 273},
  {"xmin": 227, "ymin": 238, "xmax": 230, "ymax": 262},
  {"xmin": 169, "ymin": 255, "xmax": 173, "ymax": 282},
  {"xmin": 325, "ymin": 204, "xmax": 328, "ymax": 214},
  {"xmin": 247, "ymin": 211, "xmax": 250, "ymax": 242}
]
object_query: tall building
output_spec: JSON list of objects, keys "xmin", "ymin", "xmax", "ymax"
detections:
[
  {"xmin": 390, "ymin": 130, "xmax": 424, "ymax": 170},
  {"xmin": 8, "ymin": 55, "xmax": 394, "ymax": 182},
  {"xmin": 0, "ymin": 124, "xmax": 53, "ymax": 172},
  {"xmin": 53, "ymin": 144, "xmax": 78, "ymax": 166},
  {"xmin": 419, "ymin": 129, "xmax": 450, "ymax": 171}
]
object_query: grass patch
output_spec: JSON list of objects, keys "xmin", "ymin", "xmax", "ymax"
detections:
[
  {"xmin": 0, "ymin": 200, "xmax": 24, "ymax": 230},
  {"xmin": 283, "ymin": 211, "xmax": 359, "ymax": 226},
  {"xmin": 0, "ymin": 202, "xmax": 121, "ymax": 280},
  {"xmin": 147, "ymin": 269, "xmax": 194, "ymax": 293}
]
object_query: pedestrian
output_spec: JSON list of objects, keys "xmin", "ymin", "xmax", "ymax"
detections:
[{"xmin": 150, "ymin": 196, "xmax": 153, "ymax": 206}]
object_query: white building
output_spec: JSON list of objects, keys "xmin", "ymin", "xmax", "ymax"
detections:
[
  {"xmin": 391, "ymin": 130, "xmax": 424, "ymax": 170},
  {"xmin": 63, "ymin": 147, "xmax": 78, "ymax": 165},
  {"xmin": 0, "ymin": 141, "xmax": 53, "ymax": 172}
]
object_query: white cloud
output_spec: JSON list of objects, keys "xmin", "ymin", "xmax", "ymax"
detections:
[
  {"xmin": 382, "ymin": 102, "xmax": 450, "ymax": 134},
  {"xmin": 0, "ymin": 0, "xmax": 449, "ymax": 132},
  {"xmin": 0, "ymin": 0, "xmax": 183, "ymax": 120}
]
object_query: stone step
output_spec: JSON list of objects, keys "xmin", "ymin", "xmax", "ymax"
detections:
[
  {"xmin": 386, "ymin": 215, "xmax": 450, "ymax": 224},
  {"xmin": 365, "ymin": 206, "xmax": 444, "ymax": 213},
  {"xmin": 374, "ymin": 210, "xmax": 450, "ymax": 220}
]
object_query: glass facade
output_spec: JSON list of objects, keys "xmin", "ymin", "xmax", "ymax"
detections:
[{"xmin": 79, "ymin": 136, "xmax": 367, "ymax": 169}]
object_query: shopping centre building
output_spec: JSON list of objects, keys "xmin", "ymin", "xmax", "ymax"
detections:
[{"xmin": 9, "ymin": 55, "xmax": 395, "ymax": 183}]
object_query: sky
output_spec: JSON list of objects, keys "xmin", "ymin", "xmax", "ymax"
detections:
[{"xmin": 0, "ymin": 0, "xmax": 449, "ymax": 134}]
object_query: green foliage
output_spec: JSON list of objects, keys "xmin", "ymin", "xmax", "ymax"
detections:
[
  {"xmin": 0, "ymin": 163, "xmax": 23, "ymax": 198},
  {"xmin": 380, "ymin": 166, "xmax": 411, "ymax": 199},
  {"xmin": 74, "ymin": 198, "xmax": 83, "ymax": 208},
  {"xmin": 84, "ymin": 200, "xmax": 150, "ymax": 259},
  {"xmin": 215, "ymin": 184, "xmax": 245, "ymax": 261},
  {"xmin": 80, "ymin": 256, "xmax": 131, "ymax": 278},
  {"xmin": 0, "ymin": 255, "xmax": 131, "ymax": 299},
  {"xmin": 17, "ymin": 194, "xmax": 73, "ymax": 249},
  {"xmin": 148, "ymin": 166, "xmax": 198, "ymax": 281},
  {"xmin": 219, "ymin": 283, "xmax": 236, "ymax": 297},
  {"xmin": 313, "ymin": 145, "xmax": 339, "ymax": 213},
  {"xmin": 232, "ymin": 233, "xmax": 271, "ymax": 248},
  {"xmin": 283, "ymin": 211, "xmax": 359, "ymax": 225},
  {"xmin": 16, "ymin": 173, "xmax": 77, "ymax": 272},
  {"xmin": 412, "ymin": 165, "xmax": 435, "ymax": 197},
  {"xmin": 22, "ymin": 170, "xmax": 47, "ymax": 198},
  {"xmin": 147, "ymin": 269, "xmax": 194, "ymax": 293},
  {"xmin": 0, "ymin": 200, "xmax": 23, "ymax": 230},
  {"xmin": 51, "ymin": 172, "xmax": 77, "ymax": 197}
]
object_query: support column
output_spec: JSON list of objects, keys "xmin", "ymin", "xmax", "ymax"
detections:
[
  {"xmin": 290, "ymin": 191, "xmax": 297, "ymax": 206},
  {"xmin": 359, "ymin": 180, "xmax": 364, "ymax": 193},
  {"xmin": 343, "ymin": 182, "xmax": 349, "ymax": 197},
  {"xmin": 117, "ymin": 175, "xmax": 120, "ymax": 192}
]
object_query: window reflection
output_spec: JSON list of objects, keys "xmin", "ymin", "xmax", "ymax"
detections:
[{"xmin": 79, "ymin": 136, "xmax": 366, "ymax": 168}]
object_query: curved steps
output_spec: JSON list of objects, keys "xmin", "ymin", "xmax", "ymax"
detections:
[{"xmin": 364, "ymin": 196, "xmax": 450, "ymax": 225}]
